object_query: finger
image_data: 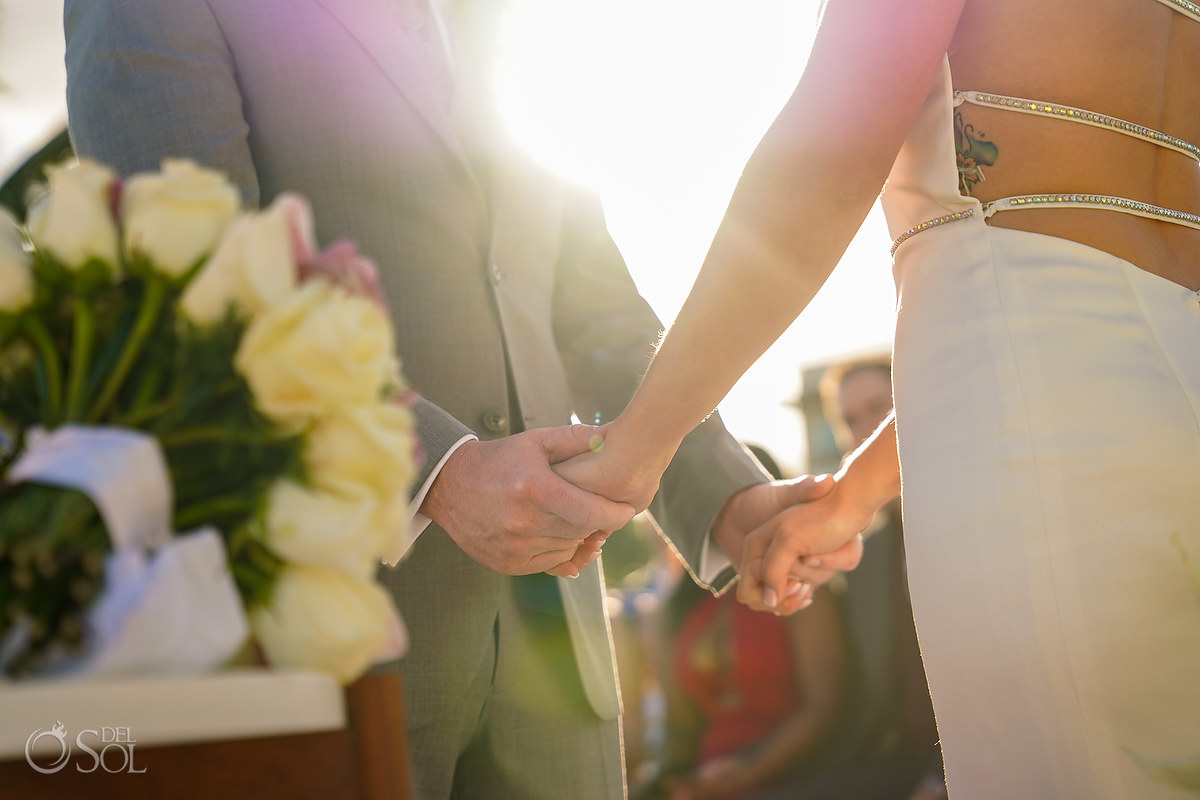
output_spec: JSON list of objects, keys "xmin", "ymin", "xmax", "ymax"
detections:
[
  {"xmin": 760, "ymin": 523, "xmax": 806, "ymax": 609},
  {"xmin": 737, "ymin": 557, "xmax": 783, "ymax": 613},
  {"xmin": 494, "ymin": 535, "xmax": 590, "ymax": 575},
  {"xmin": 741, "ymin": 575, "xmax": 814, "ymax": 616},
  {"xmin": 539, "ymin": 423, "xmax": 607, "ymax": 464},
  {"xmin": 787, "ymin": 563, "xmax": 840, "ymax": 586},
  {"xmin": 519, "ymin": 543, "xmax": 588, "ymax": 575},
  {"xmin": 774, "ymin": 592, "xmax": 815, "ymax": 616},
  {"xmin": 738, "ymin": 532, "xmax": 771, "ymax": 605},
  {"xmin": 544, "ymin": 530, "xmax": 609, "ymax": 577},
  {"xmin": 544, "ymin": 561, "xmax": 581, "ymax": 578},
  {"xmin": 535, "ymin": 471, "xmax": 636, "ymax": 534},
  {"xmin": 773, "ymin": 580, "xmax": 815, "ymax": 615},
  {"xmin": 800, "ymin": 534, "xmax": 865, "ymax": 572},
  {"xmin": 777, "ymin": 473, "xmax": 836, "ymax": 505}
]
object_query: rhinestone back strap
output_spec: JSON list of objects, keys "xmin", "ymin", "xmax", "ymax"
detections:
[
  {"xmin": 955, "ymin": 91, "xmax": 1200, "ymax": 163},
  {"xmin": 1154, "ymin": 0, "xmax": 1200, "ymax": 23},
  {"xmin": 891, "ymin": 194, "xmax": 1200, "ymax": 256}
]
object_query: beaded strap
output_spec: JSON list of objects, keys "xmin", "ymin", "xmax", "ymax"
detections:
[
  {"xmin": 983, "ymin": 193, "xmax": 1200, "ymax": 228},
  {"xmin": 890, "ymin": 210, "xmax": 976, "ymax": 256},
  {"xmin": 891, "ymin": 194, "xmax": 1200, "ymax": 255},
  {"xmin": 1154, "ymin": 0, "xmax": 1200, "ymax": 23},
  {"xmin": 955, "ymin": 91, "xmax": 1200, "ymax": 162}
]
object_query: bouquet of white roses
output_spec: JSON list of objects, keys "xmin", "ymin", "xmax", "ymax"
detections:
[{"xmin": 0, "ymin": 158, "xmax": 417, "ymax": 684}]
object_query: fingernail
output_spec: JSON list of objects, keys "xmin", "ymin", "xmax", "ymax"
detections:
[
  {"xmin": 805, "ymin": 557, "xmax": 822, "ymax": 568},
  {"xmin": 784, "ymin": 581, "xmax": 806, "ymax": 599},
  {"xmin": 585, "ymin": 550, "xmax": 602, "ymax": 565},
  {"xmin": 763, "ymin": 588, "xmax": 778, "ymax": 608}
]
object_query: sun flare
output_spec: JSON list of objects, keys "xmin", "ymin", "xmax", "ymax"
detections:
[{"xmin": 497, "ymin": 0, "xmax": 895, "ymax": 473}]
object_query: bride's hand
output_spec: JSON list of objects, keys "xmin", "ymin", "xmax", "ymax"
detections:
[
  {"xmin": 540, "ymin": 427, "xmax": 673, "ymax": 577},
  {"xmin": 737, "ymin": 475, "xmax": 871, "ymax": 613},
  {"xmin": 550, "ymin": 430, "xmax": 668, "ymax": 514}
]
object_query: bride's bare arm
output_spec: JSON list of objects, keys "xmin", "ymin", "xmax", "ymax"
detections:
[{"xmin": 597, "ymin": 0, "xmax": 966, "ymax": 492}]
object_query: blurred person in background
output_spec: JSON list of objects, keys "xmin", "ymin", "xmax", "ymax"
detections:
[
  {"xmin": 763, "ymin": 358, "xmax": 943, "ymax": 800},
  {"xmin": 637, "ymin": 446, "xmax": 849, "ymax": 800}
]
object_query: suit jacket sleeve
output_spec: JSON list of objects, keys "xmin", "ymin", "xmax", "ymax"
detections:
[
  {"xmin": 551, "ymin": 187, "xmax": 770, "ymax": 592},
  {"xmin": 64, "ymin": 0, "xmax": 480, "ymax": 500}
]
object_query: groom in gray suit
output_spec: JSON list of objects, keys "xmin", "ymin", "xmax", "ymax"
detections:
[{"xmin": 64, "ymin": 1, "xmax": 843, "ymax": 796}]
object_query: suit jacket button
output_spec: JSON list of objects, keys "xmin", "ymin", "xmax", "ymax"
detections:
[
  {"xmin": 489, "ymin": 262, "xmax": 502, "ymax": 284},
  {"xmin": 481, "ymin": 407, "xmax": 508, "ymax": 434}
]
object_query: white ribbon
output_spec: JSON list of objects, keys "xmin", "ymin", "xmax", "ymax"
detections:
[
  {"xmin": 9, "ymin": 426, "xmax": 172, "ymax": 551},
  {"xmin": 5, "ymin": 426, "xmax": 249, "ymax": 678}
]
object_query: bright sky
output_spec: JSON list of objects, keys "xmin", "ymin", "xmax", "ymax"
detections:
[
  {"xmin": 499, "ymin": 0, "xmax": 896, "ymax": 474},
  {"xmin": 0, "ymin": 0, "xmax": 898, "ymax": 475}
]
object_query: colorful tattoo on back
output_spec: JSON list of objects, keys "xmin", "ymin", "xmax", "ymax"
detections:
[{"xmin": 954, "ymin": 110, "xmax": 998, "ymax": 195}]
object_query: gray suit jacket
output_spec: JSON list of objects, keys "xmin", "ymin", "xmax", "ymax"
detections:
[{"xmin": 65, "ymin": 0, "xmax": 768, "ymax": 722}]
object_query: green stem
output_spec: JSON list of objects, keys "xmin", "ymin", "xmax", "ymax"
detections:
[
  {"xmin": 173, "ymin": 496, "xmax": 260, "ymax": 531},
  {"xmin": 120, "ymin": 375, "xmax": 239, "ymax": 429},
  {"xmin": 0, "ymin": 317, "xmax": 17, "ymax": 352},
  {"xmin": 88, "ymin": 276, "xmax": 167, "ymax": 423},
  {"xmin": 119, "ymin": 393, "xmax": 178, "ymax": 428},
  {"xmin": 64, "ymin": 297, "xmax": 95, "ymax": 422},
  {"xmin": 22, "ymin": 316, "xmax": 63, "ymax": 425},
  {"xmin": 123, "ymin": 361, "xmax": 167, "ymax": 421},
  {"xmin": 159, "ymin": 426, "xmax": 282, "ymax": 448}
]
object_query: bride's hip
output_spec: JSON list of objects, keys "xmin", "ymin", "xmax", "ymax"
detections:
[
  {"xmin": 982, "ymin": 207, "xmax": 1200, "ymax": 290},
  {"xmin": 889, "ymin": 214, "xmax": 1200, "ymax": 513}
]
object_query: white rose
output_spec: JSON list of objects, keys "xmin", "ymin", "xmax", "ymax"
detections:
[
  {"xmin": 122, "ymin": 159, "xmax": 240, "ymax": 278},
  {"xmin": 235, "ymin": 281, "xmax": 397, "ymax": 424},
  {"xmin": 179, "ymin": 196, "xmax": 304, "ymax": 324},
  {"xmin": 263, "ymin": 480, "xmax": 386, "ymax": 578},
  {"xmin": 25, "ymin": 158, "xmax": 120, "ymax": 272},
  {"xmin": 250, "ymin": 564, "xmax": 403, "ymax": 684},
  {"xmin": 375, "ymin": 493, "xmax": 412, "ymax": 567},
  {"xmin": 306, "ymin": 403, "xmax": 417, "ymax": 501},
  {"xmin": 0, "ymin": 209, "xmax": 33, "ymax": 313}
]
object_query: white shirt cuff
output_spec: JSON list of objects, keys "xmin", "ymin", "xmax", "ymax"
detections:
[
  {"xmin": 383, "ymin": 434, "xmax": 476, "ymax": 566},
  {"xmin": 698, "ymin": 533, "xmax": 732, "ymax": 585}
]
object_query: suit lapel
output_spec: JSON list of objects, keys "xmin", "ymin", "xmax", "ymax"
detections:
[
  {"xmin": 559, "ymin": 567, "xmax": 622, "ymax": 720},
  {"xmin": 308, "ymin": 0, "xmax": 474, "ymax": 172},
  {"xmin": 487, "ymin": 150, "xmax": 564, "ymax": 267}
]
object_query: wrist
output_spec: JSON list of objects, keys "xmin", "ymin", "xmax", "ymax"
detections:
[
  {"xmin": 826, "ymin": 471, "xmax": 881, "ymax": 536},
  {"xmin": 710, "ymin": 486, "xmax": 753, "ymax": 565},
  {"xmin": 418, "ymin": 438, "xmax": 476, "ymax": 528},
  {"xmin": 601, "ymin": 417, "xmax": 677, "ymax": 483}
]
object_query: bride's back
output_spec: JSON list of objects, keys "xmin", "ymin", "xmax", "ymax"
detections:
[{"xmin": 945, "ymin": 0, "xmax": 1200, "ymax": 287}]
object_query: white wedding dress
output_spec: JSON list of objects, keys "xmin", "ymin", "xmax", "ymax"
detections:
[{"xmin": 881, "ymin": 9, "xmax": 1200, "ymax": 797}]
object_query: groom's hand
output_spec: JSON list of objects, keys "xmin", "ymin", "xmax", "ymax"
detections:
[
  {"xmin": 421, "ymin": 425, "xmax": 636, "ymax": 577},
  {"xmin": 714, "ymin": 475, "xmax": 864, "ymax": 609},
  {"xmin": 737, "ymin": 474, "xmax": 868, "ymax": 614}
]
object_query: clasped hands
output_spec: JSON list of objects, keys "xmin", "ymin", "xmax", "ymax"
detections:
[{"xmin": 421, "ymin": 422, "xmax": 865, "ymax": 612}]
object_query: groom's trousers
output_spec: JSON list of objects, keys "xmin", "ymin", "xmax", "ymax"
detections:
[{"xmin": 376, "ymin": 527, "xmax": 624, "ymax": 800}]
